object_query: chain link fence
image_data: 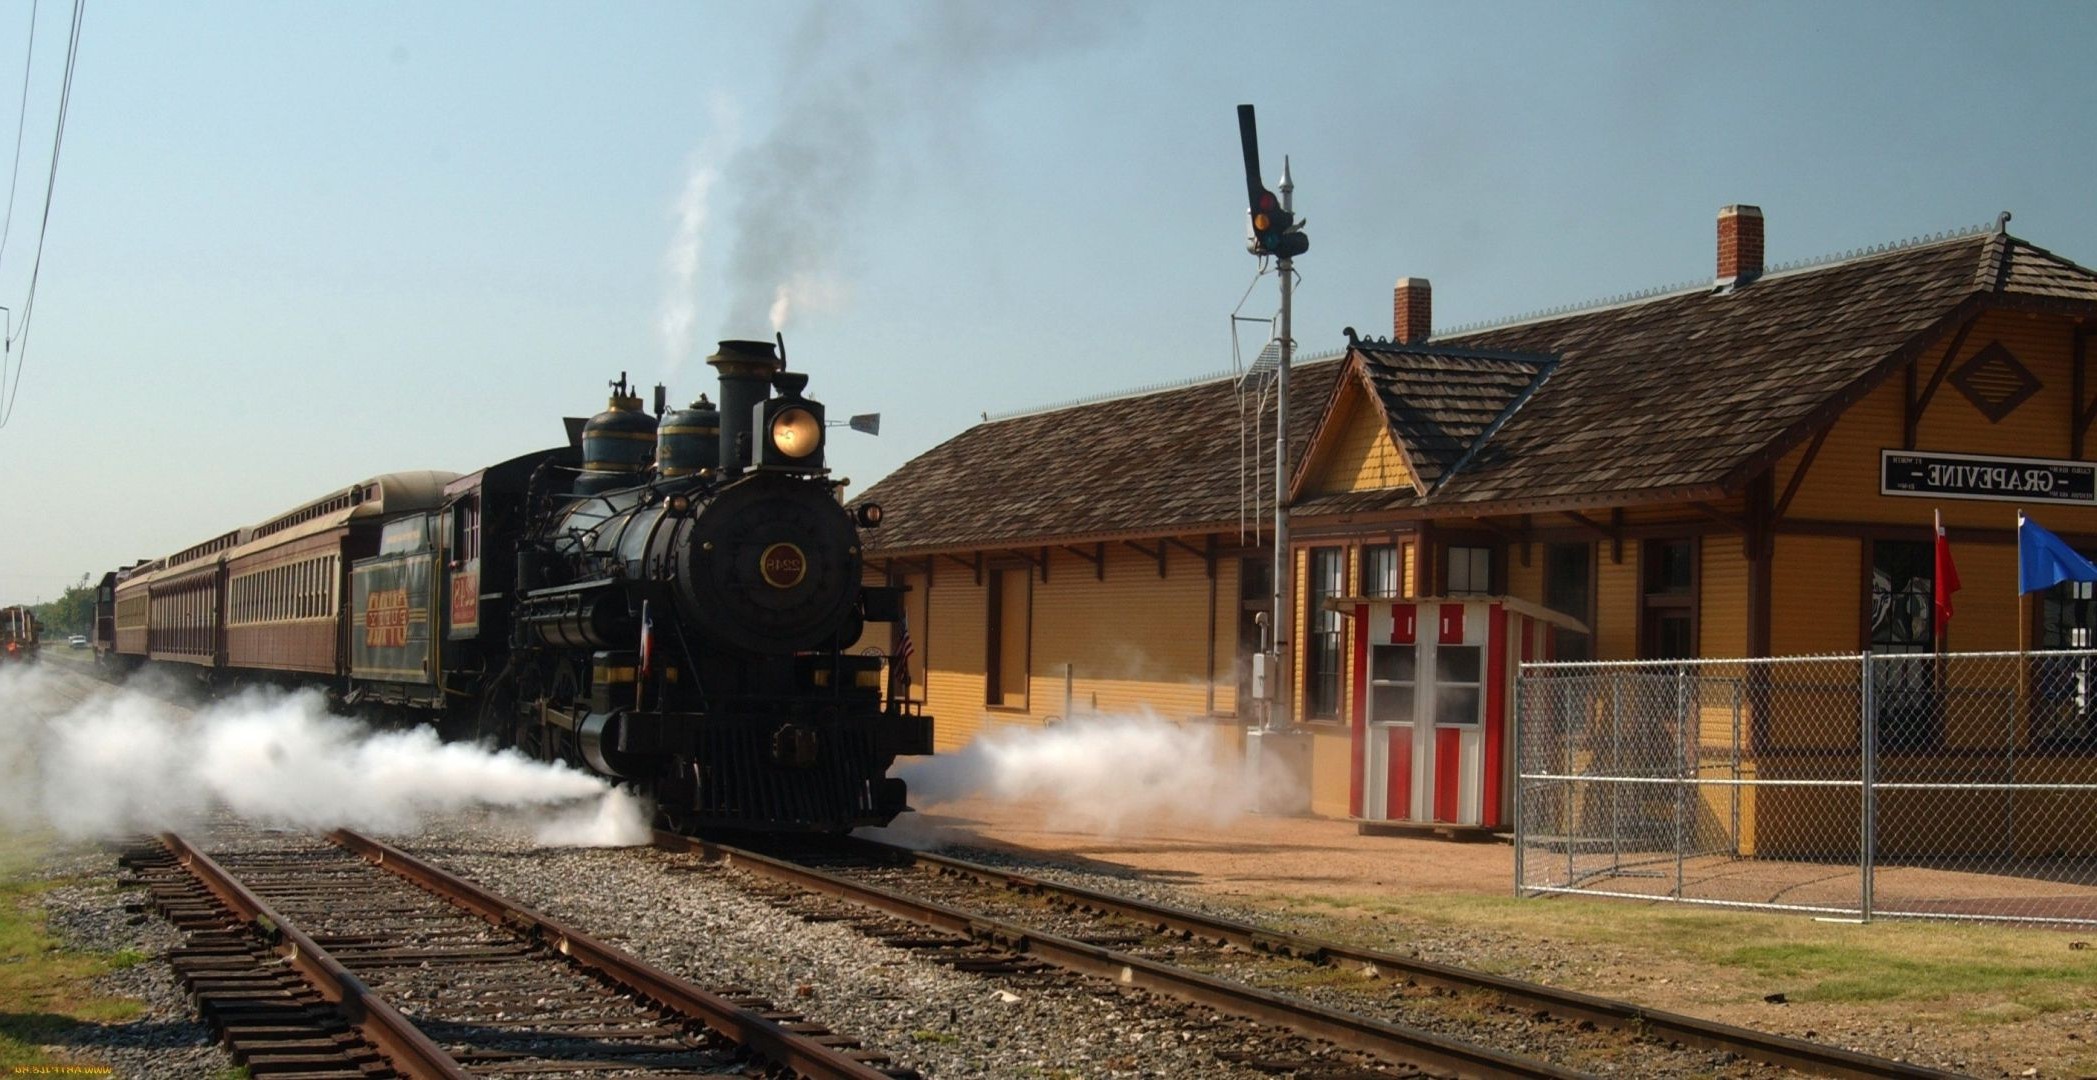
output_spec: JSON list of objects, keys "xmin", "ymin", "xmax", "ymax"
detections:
[{"xmin": 1514, "ymin": 651, "xmax": 2097, "ymax": 925}]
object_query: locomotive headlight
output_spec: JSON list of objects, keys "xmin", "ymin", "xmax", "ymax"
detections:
[
  {"xmin": 769, "ymin": 407, "xmax": 822, "ymax": 459},
  {"xmin": 854, "ymin": 502, "xmax": 884, "ymax": 528}
]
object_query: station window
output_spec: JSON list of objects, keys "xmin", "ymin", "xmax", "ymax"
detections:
[
  {"xmin": 1445, "ymin": 545, "xmax": 1492, "ymax": 595},
  {"xmin": 1544, "ymin": 542, "xmax": 1594, "ymax": 661},
  {"xmin": 1361, "ymin": 544, "xmax": 1400, "ymax": 599},
  {"xmin": 2038, "ymin": 561, "xmax": 2097, "ymax": 749},
  {"xmin": 1640, "ymin": 538, "xmax": 1697, "ymax": 660},
  {"xmin": 985, "ymin": 567, "xmax": 1030, "ymax": 710},
  {"xmin": 1304, "ymin": 547, "xmax": 1345, "ymax": 719}
]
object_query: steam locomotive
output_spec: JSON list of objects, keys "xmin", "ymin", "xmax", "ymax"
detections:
[{"xmin": 92, "ymin": 340, "xmax": 931, "ymax": 832}]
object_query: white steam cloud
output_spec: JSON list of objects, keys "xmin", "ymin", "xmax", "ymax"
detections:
[
  {"xmin": 882, "ymin": 711, "xmax": 1297, "ymax": 836},
  {"xmin": 0, "ymin": 664, "xmax": 650, "ymax": 847},
  {"xmin": 658, "ymin": 153, "xmax": 718, "ymax": 371}
]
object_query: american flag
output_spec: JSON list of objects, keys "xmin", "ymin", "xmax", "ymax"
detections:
[{"xmin": 891, "ymin": 614, "xmax": 915, "ymax": 698}]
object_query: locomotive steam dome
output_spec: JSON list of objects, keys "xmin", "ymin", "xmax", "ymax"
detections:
[
  {"xmin": 577, "ymin": 375, "xmax": 658, "ymax": 495},
  {"xmin": 656, "ymin": 394, "xmax": 720, "ymax": 477}
]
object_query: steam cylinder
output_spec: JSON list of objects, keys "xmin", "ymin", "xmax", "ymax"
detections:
[
  {"xmin": 656, "ymin": 394, "xmax": 721, "ymax": 477},
  {"xmin": 577, "ymin": 385, "xmax": 658, "ymax": 495},
  {"xmin": 707, "ymin": 340, "xmax": 781, "ymax": 472}
]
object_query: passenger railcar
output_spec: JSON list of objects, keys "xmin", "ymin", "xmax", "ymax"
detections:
[
  {"xmin": 90, "ymin": 340, "xmax": 929, "ymax": 832},
  {"xmin": 0, "ymin": 604, "xmax": 38, "ymax": 663}
]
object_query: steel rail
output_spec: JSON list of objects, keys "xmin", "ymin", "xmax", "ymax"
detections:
[
  {"xmin": 159, "ymin": 832, "xmax": 470, "ymax": 1080},
  {"xmin": 656, "ymin": 831, "xmax": 1582, "ymax": 1080},
  {"xmin": 329, "ymin": 829, "xmax": 898, "ymax": 1080},
  {"xmin": 847, "ymin": 837, "xmax": 1956, "ymax": 1080}
]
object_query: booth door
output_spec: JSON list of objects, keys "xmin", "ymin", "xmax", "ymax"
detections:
[
  {"xmin": 1421, "ymin": 604, "xmax": 1486, "ymax": 825},
  {"xmin": 1364, "ymin": 638, "xmax": 1417, "ymax": 820}
]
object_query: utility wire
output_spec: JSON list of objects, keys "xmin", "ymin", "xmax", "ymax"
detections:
[
  {"xmin": 1, "ymin": 0, "xmax": 82, "ymax": 430},
  {"xmin": 0, "ymin": 0, "xmax": 37, "ymax": 267}
]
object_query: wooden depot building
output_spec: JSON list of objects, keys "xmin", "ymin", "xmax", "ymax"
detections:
[{"xmin": 856, "ymin": 206, "xmax": 2097, "ymax": 829}]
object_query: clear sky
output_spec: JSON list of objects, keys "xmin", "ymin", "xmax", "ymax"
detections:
[{"xmin": 1, "ymin": 0, "xmax": 2093, "ymax": 601}]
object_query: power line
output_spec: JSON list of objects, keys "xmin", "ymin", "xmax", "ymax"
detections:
[
  {"xmin": 0, "ymin": 0, "xmax": 81, "ymax": 430},
  {"xmin": 0, "ymin": 0, "xmax": 37, "ymax": 267}
]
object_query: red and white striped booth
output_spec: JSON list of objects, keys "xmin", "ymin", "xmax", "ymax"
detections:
[{"xmin": 1337, "ymin": 596, "xmax": 1585, "ymax": 830}]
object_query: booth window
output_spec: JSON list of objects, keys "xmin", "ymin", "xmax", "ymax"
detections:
[
  {"xmin": 1304, "ymin": 547, "xmax": 1344, "ymax": 719},
  {"xmin": 2036, "ymin": 555, "xmax": 2097, "ymax": 749},
  {"xmin": 1361, "ymin": 544, "xmax": 1400, "ymax": 599},
  {"xmin": 1369, "ymin": 642, "xmax": 1415, "ymax": 723},
  {"xmin": 1446, "ymin": 545, "xmax": 1492, "ymax": 594},
  {"xmin": 1869, "ymin": 539, "xmax": 1939, "ymax": 751},
  {"xmin": 1640, "ymin": 538, "xmax": 1696, "ymax": 660},
  {"xmin": 1543, "ymin": 542, "xmax": 1593, "ymax": 661},
  {"xmin": 985, "ymin": 567, "xmax": 1030, "ymax": 710},
  {"xmin": 1435, "ymin": 643, "xmax": 1483, "ymax": 725}
]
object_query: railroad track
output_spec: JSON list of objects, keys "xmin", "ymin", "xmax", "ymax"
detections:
[
  {"xmin": 656, "ymin": 831, "xmax": 1962, "ymax": 1080},
  {"xmin": 126, "ymin": 826, "xmax": 913, "ymax": 1079}
]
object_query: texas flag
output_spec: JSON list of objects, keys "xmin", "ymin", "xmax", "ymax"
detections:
[{"xmin": 1934, "ymin": 510, "xmax": 1961, "ymax": 640}]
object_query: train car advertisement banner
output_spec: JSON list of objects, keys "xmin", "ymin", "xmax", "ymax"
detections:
[{"xmin": 352, "ymin": 553, "xmax": 436, "ymax": 684}]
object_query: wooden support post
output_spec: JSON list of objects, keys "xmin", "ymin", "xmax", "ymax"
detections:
[
  {"xmin": 1906, "ymin": 315, "xmax": 1977, "ymax": 449},
  {"xmin": 1123, "ymin": 540, "xmax": 1167, "ymax": 578}
]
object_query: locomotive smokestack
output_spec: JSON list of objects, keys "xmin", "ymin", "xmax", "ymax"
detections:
[{"xmin": 707, "ymin": 339, "xmax": 783, "ymax": 472}]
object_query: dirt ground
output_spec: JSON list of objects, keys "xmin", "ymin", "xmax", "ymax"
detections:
[{"xmin": 873, "ymin": 796, "xmax": 2097, "ymax": 1078}]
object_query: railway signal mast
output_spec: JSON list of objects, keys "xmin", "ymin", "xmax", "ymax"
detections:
[{"xmin": 1239, "ymin": 104, "xmax": 1307, "ymax": 733}]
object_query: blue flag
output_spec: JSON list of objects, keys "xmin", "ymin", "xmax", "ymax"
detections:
[{"xmin": 2018, "ymin": 512, "xmax": 2097, "ymax": 593}]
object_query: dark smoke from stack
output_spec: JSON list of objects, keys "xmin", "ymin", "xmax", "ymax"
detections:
[{"xmin": 718, "ymin": 2, "xmax": 1120, "ymax": 334}]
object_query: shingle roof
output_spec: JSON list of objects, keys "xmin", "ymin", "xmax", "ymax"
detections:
[
  {"xmin": 1350, "ymin": 347, "xmax": 1555, "ymax": 491},
  {"xmin": 862, "ymin": 230, "xmax": 2097, "ymax": 553},
  {"xmin": 857, "ymin": 360, "xmax": 1343, "ymax": 553},
  {"xmin": 1294, "ymin": 232, "xmax": 2097, "ymax": 518}
]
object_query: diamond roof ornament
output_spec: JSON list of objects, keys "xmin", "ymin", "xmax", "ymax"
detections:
[{"xmin": 1948, "ymin": 341, "xmax": 2041, "ymax": 423}]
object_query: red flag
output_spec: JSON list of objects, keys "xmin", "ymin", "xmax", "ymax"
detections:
[{"xmin": 1934, "ymin": 510, "xmax": 1962, "ymax": 640}]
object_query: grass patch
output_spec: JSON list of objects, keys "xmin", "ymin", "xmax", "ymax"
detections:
[
  {"xmin": 0, "ymin": 831, "xmax": 148, "ymax": 1068},
  {"xmin": 1244, "ymin": 888, "xmax": 2097, "ymax": 1018},
  {"xmin": 908, "ymin": 1028, "xmax": 960, "ymax": 1045}
]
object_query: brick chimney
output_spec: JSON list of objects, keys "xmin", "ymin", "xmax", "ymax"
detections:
[
  {"xmin": 1393, "ymin": 277, "xmax": 1432, "ymax": 343},
  {"xmin": 1717, "ymin": 205, "xmax": 1764, "ymax": 287}
]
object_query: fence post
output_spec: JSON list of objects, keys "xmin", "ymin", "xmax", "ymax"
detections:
[
  {"xmin": 1610, "ymin": 671, "xmax": 1622, "ymax": 876},
  {"xmin": 1730, "ymin": 676, "xmax": 1742, "ymax": 856},
  {"xmin": 1859, "ymin": 651, "xmax": 1876, "ymax": 922},
  {"xmin": 1674, "ymin": 664, "xmax": 1688, "ymax": 899},
  {"xmin": 1512, "ymin": 665, "xmax": 1525, "ymax": 897}
]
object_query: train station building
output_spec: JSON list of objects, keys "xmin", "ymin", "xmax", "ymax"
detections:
[{"xmin": 856, "ymin": 208, "xmax": 2097, "ymax": 830}]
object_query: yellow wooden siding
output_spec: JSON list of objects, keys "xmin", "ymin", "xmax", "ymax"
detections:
[
  {"xmin": 1309, "ymin": 726, "xmax": 1353, "ymax": 818},
  {"xmin": 1025, "ymin": 543, "xmax": 1221, "ymax": 724},
  {"xmin": 1594, "ymin": 548, "xmax": 1640, "ymax": 661},
  {"xmin": 1505, "ymin": 549, "xmax": 1543, "ymax": 607},
  {"xmin": 1212, "ymin": 557, "xmax": 1241, "ymax": 718},
  {"xmin": 924, "ymin": 569, "xmax": 987, "ymax": 751},
  {"xmin": 1700, "ymin": 537, "xmax": 1749, "ymax": 659},
  {"xmin": 1775, "ymin": 310, "xmax": 2097, "ymax": 536},
  {"xmin": 1319, "ymin": 393, "xmax": 1412, "ymax": 494},
  {"xmin": 1771, "ymin": 535, "xmax": 1859, "ymax": 656}
]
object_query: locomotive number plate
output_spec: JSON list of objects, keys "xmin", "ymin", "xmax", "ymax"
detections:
[{"xmin": 760, "ymin": 543, "xmax": 807, "ymax": 589}]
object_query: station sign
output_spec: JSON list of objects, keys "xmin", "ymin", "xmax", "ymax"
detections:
[{"xmin": 1880, "ymin": 449, "xmax": 2097, "ymax": 504}]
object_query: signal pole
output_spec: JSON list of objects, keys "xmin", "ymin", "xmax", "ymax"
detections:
[
  {"xmin": 1238, "ymin": 105, "xmax": 1307, "ymax": 732},
  {"xmin": 1271, "ymin": 158, "xmax": 1293, "ymax": 731}
]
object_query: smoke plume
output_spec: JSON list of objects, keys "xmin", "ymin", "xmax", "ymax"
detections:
[
  {"xmin": 657, "ymin": 153, "xmax": 718, "ymax": 370},
  {"xmin": 880, "ymin": 711, "xmax": 1296, "ymax": 836},
  {"xmin": 714, "ymin": 2, "xmax": 1117, "ymax": 335},
  {"xmin": 0, "ymin": 664, "xmax": 651, "ymax": 846}
]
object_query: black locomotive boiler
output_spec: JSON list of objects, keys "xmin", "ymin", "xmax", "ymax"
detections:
[{"xmin": 95, "ymin": 339, "xmax": 930, "ymax": 833}]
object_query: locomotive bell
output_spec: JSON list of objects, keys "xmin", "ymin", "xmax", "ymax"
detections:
[
  {"xmin": 656, "ymin": 394, "xmax": 720, "ymax": 478},
  {"xmin": 575, "ymin": 373, "xmax": 658, "ymax": 495},
  {"xmin": 707, "ymin": 339, "xmax": 782, "ymax": 473}
]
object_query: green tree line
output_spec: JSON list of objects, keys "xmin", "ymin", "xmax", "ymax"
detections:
[{"xmin": 29, "ymin": 574, "xmax": 95, "ymax": 638}]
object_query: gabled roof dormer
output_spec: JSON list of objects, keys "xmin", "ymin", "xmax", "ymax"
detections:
[{"xmin": 1290, "ymin": 335, "xmax": 1555, "ymax": 506}]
